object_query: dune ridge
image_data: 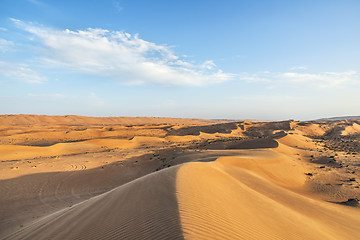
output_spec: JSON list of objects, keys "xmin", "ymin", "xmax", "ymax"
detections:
[{"xmin": 3, "ymin": 166, "xmax": 184, "ymax": 240}]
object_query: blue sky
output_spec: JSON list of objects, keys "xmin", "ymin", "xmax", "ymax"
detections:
[{"xmin": 0, "ymin": 0, "xmax": 359, "ymax": 120}]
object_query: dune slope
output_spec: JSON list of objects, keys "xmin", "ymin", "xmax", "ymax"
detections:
[
  {"xmin": 176, "ymin": 151, "xmax": 360, "ymax": 240},
  {"xmin": 3, "ymin": 166, "xmax": 183, "ymax": 240},
  {"xmin": 4, "ymin": 149, "xmax": 360, "ymax": 240}
]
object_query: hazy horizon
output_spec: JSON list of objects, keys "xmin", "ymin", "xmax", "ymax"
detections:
[
  {"xmin": 3, "ymin": 113, "xmax": 360, "ymax": 123},
  {"xmin": 1, "ymin": 0, "xmax": 360, "ymax": 120}
]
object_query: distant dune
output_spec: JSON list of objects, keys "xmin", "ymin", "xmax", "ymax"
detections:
[
  {"xmin": 0, "ymin": 114, "xmax": 222, "ymax": 126},
  {"xmin": 315, "ymin": 116, "xmax": 360, "ymax": 121},
  {"xmin": 1, "ymin": 115, "xmax": 360, "ymax": 239}
]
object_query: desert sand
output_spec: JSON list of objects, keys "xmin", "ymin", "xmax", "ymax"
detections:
[{"xmin": 0, "ymin": 115, "xmax": 359, "ymax": 239}]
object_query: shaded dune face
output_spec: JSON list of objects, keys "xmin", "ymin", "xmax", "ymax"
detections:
[
  {"xmin": 4, "ymin": 150, "xmax": 360, "ymax": 240},
  {"xmin": 3, "ymin": 166, "xmax": 184, "ymax": 240},
  {"xmin": 207, "ymin": 138, "xmax": 279, "ymax": 150}
]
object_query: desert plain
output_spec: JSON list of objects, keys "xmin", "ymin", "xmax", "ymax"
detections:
[{"xmin": 0, "ymin": 114, "xmax": 360, "ymax": 239}]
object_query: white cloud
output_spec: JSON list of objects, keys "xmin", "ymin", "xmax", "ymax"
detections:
[
  {"xmin": 201, "ymin": 60, "xmax": 216, "ymax": 70},
  {"xmin": 11, "ymin": 19, "xmax": 234, "ymax": 86},
  {"xmin": 0, "ymin": 27, "xmax": 7, "ymax": 31},
  {"xmin": 0, "ymin": 61, "xmax": 46, "ymax": 83}
]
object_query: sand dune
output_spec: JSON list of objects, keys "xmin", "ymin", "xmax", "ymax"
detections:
[
  {"xmin": 3, "ymin": 167, "xmax": 183, "ymax": 240},
  {"xmin": 177, "ymin": 153, "xmax": 360, "ymax": 240},
  {"xmin": 342, "ymin": 123, "xmax": 360, "ymax": 136},
  {"xmin": 4, "ymin": 150, "xmax": 360, "ymax": 240},
  {"xmin": 1, "ymin": 115, "xmax": 360, "ymax": 239},
  {"xmin": 276, "ymin": 133, "xmax": 316, "ymax": 150}
]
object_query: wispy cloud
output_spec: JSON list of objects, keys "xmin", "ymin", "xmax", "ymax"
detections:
[
  {"xmin": 113, "ymin": 0, "xmax": 123, "ymax": 12},
  {"xmin": 238, "ymin": 72, "xmax": 272, "ymax": 83},
  {"xmin": 11, "ymin": 19, "xmax": 233, "ymax": 86},
  {"xmin": 230, "ymin": 94, "xmax": 297, "ymax": 102},
  {"xmin": 278, "ymin": 71, "xmax": 359, "ymax": 87},
  {"xmin": 237, "ymin": 70, "xmax": 359, "ymax": 88},
  {"xmin": 0, "ymin": 27, "xmax": 7, "ymax": 31},
  {"xmin": 0, "ymin": 61, "xmax": 46, "ymax": 83},
  {"xmin": 0, "ymin": 38, "xmax": 14, "ymax": 52},
  {"xmin": 289, "ymin": 66, "xmax": 307, "ymax": 71},
  {"xmin": 27, "ymin": 93, "xmax": 68, "ymax": 98},
  {"xmin": 26, "ymin": 0, "xmax": 44, "ymax": 6},
  {"xmin": 0, "ymin": 61, "xmax": 46, "ymax": 84},
  {"xmin": 90, "ymin": 92, "xmax": 106, "ymax": 107},
  {"xmin": 7, "ymin": 19, "xmax": 358, "ymax": 88}
]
